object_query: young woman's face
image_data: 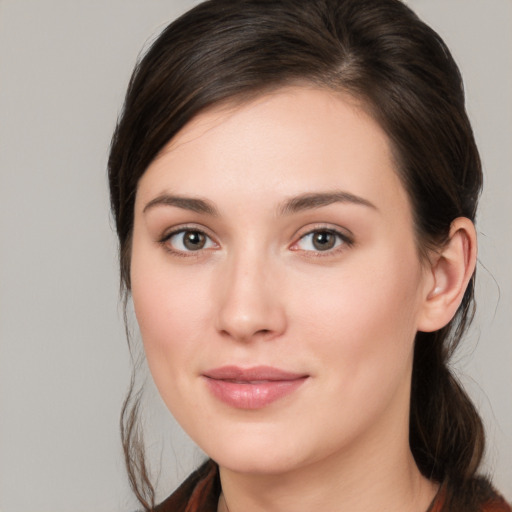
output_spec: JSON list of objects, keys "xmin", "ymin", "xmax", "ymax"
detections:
[{"xmin": 131, "ymin": 87, "xmax": 432, "ymax": 475}]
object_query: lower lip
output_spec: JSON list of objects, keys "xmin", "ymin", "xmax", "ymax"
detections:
[{"xmin": 203, "ymin": 377, "xmax": 307, "ymax": 409}]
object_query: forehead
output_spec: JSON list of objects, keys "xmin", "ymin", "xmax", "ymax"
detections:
[{"xmin": 136, "ymin": 86, "xmax": 409, "ymax": 217}]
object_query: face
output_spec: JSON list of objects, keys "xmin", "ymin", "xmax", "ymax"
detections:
[{"xmin": 131, "ymin": 87, "xmax": 432, "ymax": 475}]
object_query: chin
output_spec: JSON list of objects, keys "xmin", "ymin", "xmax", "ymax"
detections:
[
  {"xmin": 213, "ymin": 447, "xmax": 306, "ymax": 476},
  {"xmin": 190, "ymin": 421, "xmax": 324, "ymax": 476}
]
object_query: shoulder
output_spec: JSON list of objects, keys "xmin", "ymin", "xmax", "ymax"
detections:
[
  {"xmin": 480, "ymin": 494, "xmax": 512, "ymax": 512},
  {"xmin": 154, "ymin": 459, "xmax": 220, "ymax": 512},
  {"xmin": 473, "ymin": 478, "xmax": 511, "ymax": 512},
  {"xmin": 433, "ymin": 477, "xmax": 511, "ymax": 512}
]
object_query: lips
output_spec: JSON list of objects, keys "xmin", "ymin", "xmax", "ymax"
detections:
[{"xmin": 202, "ymin": 365, "xmax": 308, "ymax": 409}]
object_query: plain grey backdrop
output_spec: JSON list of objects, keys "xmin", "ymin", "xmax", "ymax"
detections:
[{"xmin": 0, "ymin": 1, "xmax": 510, "ymax": 510}]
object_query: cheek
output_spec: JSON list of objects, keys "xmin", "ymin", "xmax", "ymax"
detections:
[
  {"xmin": 131, "ymin": 273, "xmax": 214, "ymax": 424},
  {"xmin": 130, "ymin": 242, "xmax": 214, "ymax": 393},
  {"xmin": 293, "ymin": 246, "xmax": 424, "ymax": 394}
]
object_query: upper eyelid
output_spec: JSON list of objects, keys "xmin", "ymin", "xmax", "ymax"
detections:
[
  {"xmin": 292, "ymin": 223, "xmax": 354, "ymax": 242},
  {"xmin": 159, "ymin": 223, "xmax": 216, "ymax": 242}
]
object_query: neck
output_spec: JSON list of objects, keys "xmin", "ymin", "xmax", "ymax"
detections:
[{"xmin": 218, "ymin": 453, "xmax": 437, "ymax": 512}]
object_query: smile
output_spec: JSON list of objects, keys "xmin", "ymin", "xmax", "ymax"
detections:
[{"xmin": 202, "ymin": 365, "xmax": 309, "ymax": 409}]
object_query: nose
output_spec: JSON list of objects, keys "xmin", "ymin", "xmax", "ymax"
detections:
[{"xmin": 214, "ymin": 251, "xmax": 287, "ymax": 342}]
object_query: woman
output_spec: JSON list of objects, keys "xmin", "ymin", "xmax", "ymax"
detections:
[{"xmin": 108, "ymin": 0, "xmax": 511, "ymax": 510}]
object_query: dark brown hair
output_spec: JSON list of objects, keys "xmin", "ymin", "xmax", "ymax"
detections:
[{"xmin": 108, "ymin": 0, "xmax": 487, "ymax": 509}]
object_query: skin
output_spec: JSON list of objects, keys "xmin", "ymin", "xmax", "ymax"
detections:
[{"xmin": 130, "ymin": 87, "xmax": 476, "ymax": 512}]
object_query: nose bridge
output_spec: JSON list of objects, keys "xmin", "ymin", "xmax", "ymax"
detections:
[{"xmin": 215, "ymin": 243, "xmax": 286, "ymax": 341}]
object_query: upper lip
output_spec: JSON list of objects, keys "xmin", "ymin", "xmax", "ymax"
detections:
[{"xmin": 202, "ymin": 365, "xmax": 308, "ymax": 382}]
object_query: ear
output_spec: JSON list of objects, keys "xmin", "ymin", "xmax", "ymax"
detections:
[{"xmin": 417, "ymin": 217, "xmax": 477, "ymax": 333}]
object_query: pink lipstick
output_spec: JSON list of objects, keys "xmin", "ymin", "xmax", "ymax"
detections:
[{"xmin": 202, "ymin": 365, "xmax": 308, "ymax": 409}]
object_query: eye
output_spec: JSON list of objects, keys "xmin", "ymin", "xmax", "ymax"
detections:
[
  {"xmin": 164, "ymin": 229, "xmax": 216, "ymax": 253},
  {"xmin": 294, "ymin": 229, "xmax": 349, "ymax": 252}
]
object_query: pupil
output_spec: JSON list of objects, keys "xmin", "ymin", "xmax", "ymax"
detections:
[
  {"xmin": 184, "ymin": 231, "xmax": 205, "ymax": 250},
  {"xmin": 313, "ymin": 231, "xmax": 335, "ymax": 251}
]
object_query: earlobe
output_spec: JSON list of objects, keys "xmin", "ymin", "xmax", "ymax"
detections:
[{"xmin": 417, "ymin": 217, "xmax": 477, "ymax": 333}]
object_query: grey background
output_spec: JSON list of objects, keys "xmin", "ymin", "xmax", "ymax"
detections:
[{"xmin": 0, "ymin": 1, "xmax": 510, "ymax": 510}]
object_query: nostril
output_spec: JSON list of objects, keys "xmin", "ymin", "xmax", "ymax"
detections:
[{"xmin": 215, "ymin": 282, "xmax": 287, "ymax": 341}]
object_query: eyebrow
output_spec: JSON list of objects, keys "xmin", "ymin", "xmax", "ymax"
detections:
[
  {"xmin": 142, "ymin": 190, "xmax": 376, "ymax": 217},
  {"xmin": 278, "ymin": 191, "xmax": 377, "ymax": 215},
  {"xmin": 143, "ymin": 194, "xmax": 219, "ymax": 216}
]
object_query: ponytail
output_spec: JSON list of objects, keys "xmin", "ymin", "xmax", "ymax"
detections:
[
  {"xmin": 411, "ymin": 329, "xmax": 485, "ymax": 480},
  {"xmin": 410, "ymin": 298, "xmax": 489, "ymax": 510}
]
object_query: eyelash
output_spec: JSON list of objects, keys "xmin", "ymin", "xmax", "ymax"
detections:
[{"xmin": 158, "ymin": 226, "xmax": 353, "ymax": 257}]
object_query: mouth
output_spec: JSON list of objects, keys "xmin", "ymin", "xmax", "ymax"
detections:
[{"xmin": 201, "ymin": 365, "xmax": 309, "ymax": 410}]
